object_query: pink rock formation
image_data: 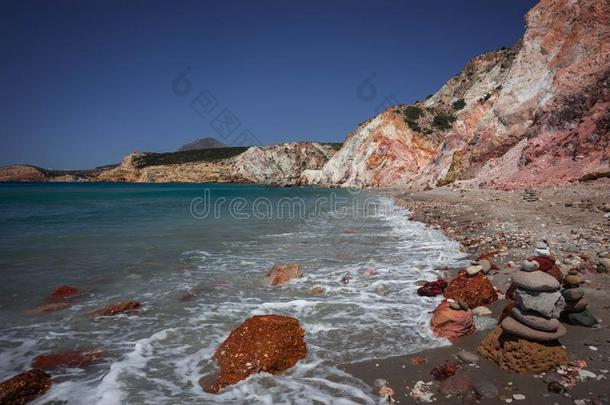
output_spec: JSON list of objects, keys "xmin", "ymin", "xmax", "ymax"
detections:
[{"xmin": 306, "ymin": 0, "xmax": 609, "ymax": 189}]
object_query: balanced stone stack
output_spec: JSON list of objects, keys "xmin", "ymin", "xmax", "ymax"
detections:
[
  {"xmin": 500, "ymin": 258, "xmax": 567, "ymax": 342},
  {"xmin": 560, "ymin": 270, "xmax": 598, "ymax": 327}
]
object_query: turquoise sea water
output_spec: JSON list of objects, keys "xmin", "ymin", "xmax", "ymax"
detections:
[{"xmin": 0, "ymin": 183, "xmax": 467, "ymax": 404}]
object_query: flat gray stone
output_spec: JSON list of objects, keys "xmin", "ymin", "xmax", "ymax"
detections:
[
  {"xmin": 562, "ymin": 287, "xmax": 584, "ymax": 301},
  {"xmin": 514, "ymin": 288, "xmax": 566, "ymax": 318},
  {"xmin": 512, "ymin": 270, "xmax": 560, "ymax": 291},
  {"xmin": 501, "ymin": 316, "xmax": 567, "ymax": 341},
  {"xmin": 511, "ymin": 305, "xmax": 559, "ymax": 332}
]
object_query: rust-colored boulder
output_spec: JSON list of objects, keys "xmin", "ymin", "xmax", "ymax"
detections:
[
  {"xmin": 417, "ymin": 279, "xmax": 447, "ymax": 297},
  {"xmin": 90, "ymin": 301, "xmax": 141, "ymax": 317},
  {"xmin": 478, "ymin": 326, "xmax": 568, "ymax": 373},
  {"xmin": 47, "ymin": 285, "xmax": 81, "ymax": 301},
  {"xmin": 443, "ymin": 271, "xmax": 498, "ymax": 309},
  {"xmin": 32, "ymin": 350, "xmax": 104, "ymax": 370},
  {"xmin": 266, "ymin": 263, "xmax": 302, "ymax": 286},
  {"xmin": 0, "ymin": 368, "xmax": 51, "ymax": 405},
  {"xmin": 202, "ymin": 314, "xmax": 307, "ymax": 393},
  {"xmin": 26, "ymin": 302, "xmax": 70, "ymax": 315},
  {"xmin": 430, "ymin": 301, "xmax": 476, "ymax": 341},
  {"xmin": 530, "ymin": 257, "xmax": 564, "ymax": 284}
]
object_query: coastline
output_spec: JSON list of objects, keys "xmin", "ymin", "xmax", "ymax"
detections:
[{"xmin": 342, "ymin": 179, "xmax": 610, "ymax": 403}]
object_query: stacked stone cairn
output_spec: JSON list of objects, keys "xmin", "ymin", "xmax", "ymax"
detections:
[
  {"xmin": 479, "ymin": 242, "xmax": 569, "ymax": 373},
  {"xmin": 560, "ymin": 269, "xmax": 598, "ymax": 327},
  {"xmin": 500, "ymin": 254, "xmax": 567, "ymax": 342}
]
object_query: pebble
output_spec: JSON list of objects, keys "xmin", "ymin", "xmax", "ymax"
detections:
[
  {"xmin": 473, "ymin": 380, "xmax": 498, "ymax": 399},
  {"xmin": 578, "ymin": 369, "xmax": 597, "ymax": 380},
  {"xmin": 457, "ymin": 350, "xmax": 479, "ymax": 363},
  {"xmin": 513, "ymin": 393, "xmax": 526, "ymax": 400},
  {"xmin": 472, "ymin": 306, "xmax": 493, "ymax": 316},
  {"xmin": 598, "ymin": 251, "xmax": 609, "ymax": 258},
  {"xmin": 458, "ymin": 299, "xmax": 469, "ymax": 310},
  {"xmin": 449, "ymin": 301, "xmax": 461, "ymax": 310},
  {"xmin": 521, "ymin": 259, "xmax": 540, "ymax": 272},
  {"xmin": 564, "ymin": 274, "xmax": 583, "ymax": 286},
  {"xmin": 536, "ymin": 241, "xmax": 548, "ymax": 249},
  {"xmin": 478, "ymin": 259, "xmax": 492, "ymax": 274},
  {"xmin": 466, "ymin": 265, "xmax": 482, "ymax": 276},
  {"xmin": 574, "ymin": 400, "xmax": 586, "ymax": 405},
  {"xmin": 534, "ymin": 248, "xmax": 552, "ymax": 258},
  {"xmin": 562, "ymin": 287, "xmax": 584, "ymax": 301},
  {"xmin": 588, "ymin": 345, "xmax": 598, "ymax": 351}
]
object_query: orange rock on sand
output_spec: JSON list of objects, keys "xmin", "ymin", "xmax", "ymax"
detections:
[{"xmin": 430, "ymin": 301, "xmax": 476, "ymax": 341}]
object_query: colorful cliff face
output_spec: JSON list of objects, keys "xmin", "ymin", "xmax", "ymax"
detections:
[{"xmin": 307, "ymin": 0, "xmax": 609, "ymax": 189}]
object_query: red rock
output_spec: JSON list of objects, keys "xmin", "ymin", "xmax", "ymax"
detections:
[
  {"xmin": 431, "ymin": 362, "xmax": 459, "ymax": 381},
  {"xmin": 417, "ymin": 279, "xmax": 447, "ymax": 297},
  {"xmin": 530, "ymin": 257, "xmax": 564, "ymax": 283},
  {"xmin": 0, "ymin": 368, "xmax": 51, "ymax": 405},
  {"xmin": 266, "ymin": 263, "xmax": 302, "ymax": 286},
  {"xmin": 430, "ymin": 301, "xmax": 476, "ymax": 341},
  {"xmin": 90, "ymin": 301, "xmax": 141, "ymax": 317},
  {"xmin": 27, "ymin": 302, "xmax": 70, "ymax": 315},
  {"xmin": 47, "ymin": 285, "xmax": 81, "ymax": 301},
  {"xmin": 443, "ymin": 271, "xmax": 498, "ymax": 308},
  {"xmin": 202, "ymin": 314, "xmax": 307, "ymax": 393},
  {"xmin": 32, "ymin": 350, "xmax": 104, "ymax": 370},
  {"xmin": 478, "ymin": 326, "xmax": 568, "ymax": 373}
]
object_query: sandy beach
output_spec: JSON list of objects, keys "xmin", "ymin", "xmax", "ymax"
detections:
[{"xmin": 343, "ymin": 178, "xmax": 610, "ymax": 404}]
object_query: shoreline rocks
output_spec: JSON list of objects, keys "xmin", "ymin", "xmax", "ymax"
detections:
[
  {"xmin": 202, "ymin": 314, "xmax": 306, "ymax": 394},
  {"xmin": 430, "ymin": 301, "xmax": 476, "ymax": 341},
  {"xmin": 443, "ymin": 271, "xmax": 498, "ymax": 309},
  {"xmin": 266, "ymin": 263, "xmax": 302, "ymax": 286},
  {"xmin": 89, "ymin": 301, "xmax": 141, "ymax": 318},
  {"xmin": 47, "ymin": 285, "xmax": 81, "ymax": 301},
  {"xmin": 0, "ymin": 369, "xmax": 51, "ymax": 405},
  {"xmin": 480, "ymin": 243, "xmax": 568, "ymax": 373},
  {"xmin": 32, "ymin": 350, "xmax": 104, "ymax": 370},
  {"xmin": 417, "ymin": 279, "xmax": 447, "ymax": 297}
]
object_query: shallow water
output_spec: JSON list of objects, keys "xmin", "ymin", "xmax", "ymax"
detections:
[{"xmin": 0, "ymin": 183, "xmax": 468, "ymax": 404}]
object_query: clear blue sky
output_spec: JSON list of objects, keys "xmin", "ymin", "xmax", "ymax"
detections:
[{"xmin": 0, "ymin": 0, "xmax": 537, "ymax": 169}]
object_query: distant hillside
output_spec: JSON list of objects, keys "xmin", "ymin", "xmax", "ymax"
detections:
[{"xmin": 178, "ymin": 137, "xmax": 225, "ymax": 151}]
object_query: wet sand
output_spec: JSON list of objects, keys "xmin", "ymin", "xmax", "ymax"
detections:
[{"xmin": 342, "ymin": 179, "xmax": 610, "ymax": 403}]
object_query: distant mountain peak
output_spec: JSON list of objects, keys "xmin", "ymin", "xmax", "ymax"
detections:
[{"xmin": 177, "ymin": 137, "xmax": 226, "ymax": 151}]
